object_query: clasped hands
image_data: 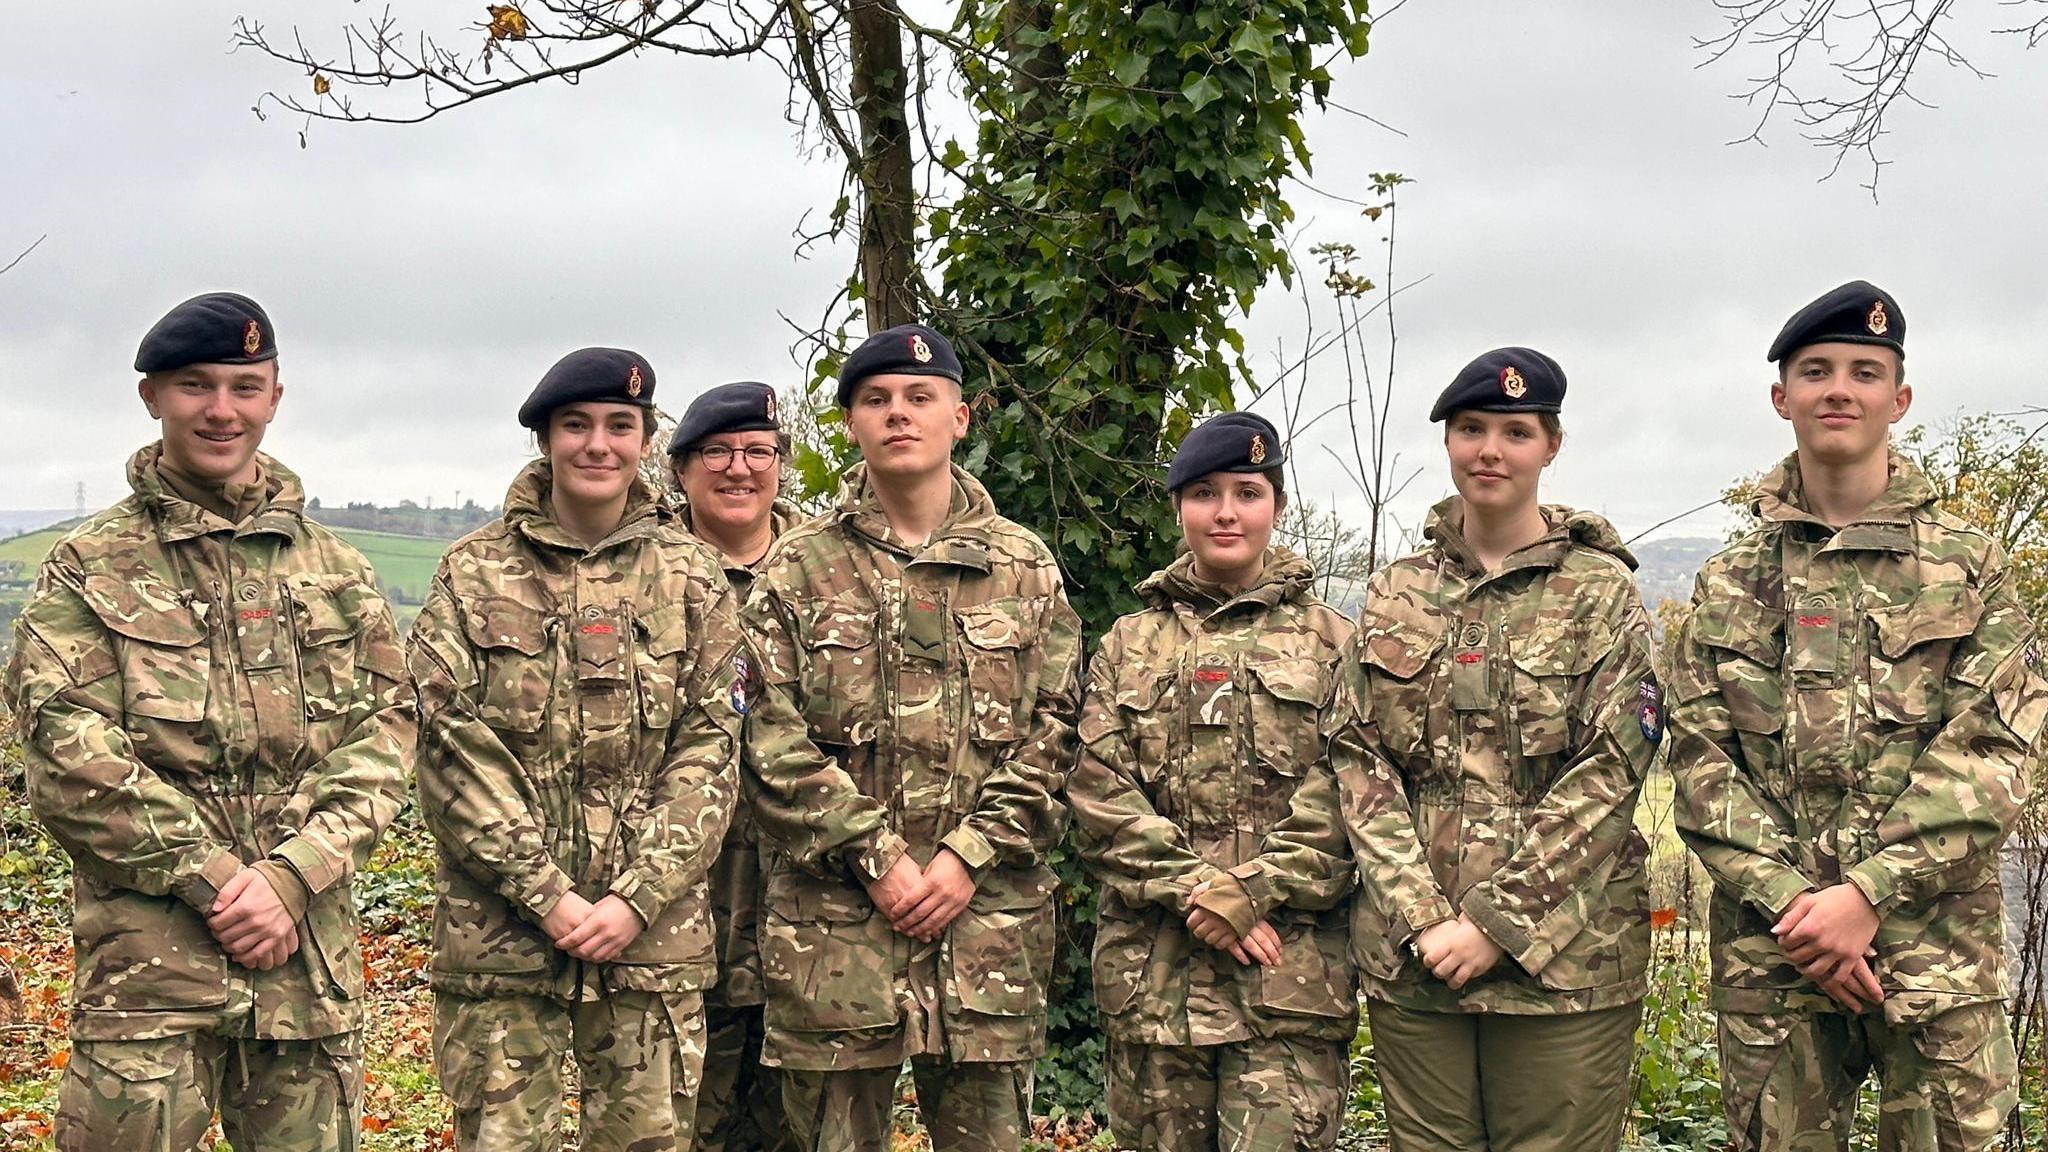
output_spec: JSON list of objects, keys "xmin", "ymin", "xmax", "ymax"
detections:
[
  {"xmin": 206, "ymin": 866, "xmax": 299, "ymax": 971},
  {"xmin": 866, "ymin": 849, "xmax": 978, "ymax": 942},
  {"xmin": 1774, "ymin": 883, "xmax": 1883, "ymax": 1012}
]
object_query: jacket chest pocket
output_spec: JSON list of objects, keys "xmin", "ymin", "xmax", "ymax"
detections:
[
  {"xmin": 633, "ymin": 603, "xmax": 691, "ymax": 731},
  {"xmin": 287, "ymin": 579, "xmax": 365, "ymax": 723},
  {"xmin": 79, "ymin": 574, "xmax": 211, "ymax": 726},
  {"xmin": 1357, "ymin": 612, "xmax": 1446, "ymax": 771},
  {"xmin": 957, "ymin": 599, "xmax": 1037, "ymax": 746},
  {"xmin": 1247, "ymin": 657, "xmax": 1331, "ymax": 825},
  {"xmin": 460, "ymin": 598, "xmax": 552, "ymax": 735},
  {"xmin": 1115, "ymin": 668, "xmax": 1177, "ymax": 812},
  {"xmin": 1507, "ymin": 623, "xmax": 1601, "ymax": 770},
  {"xmin": 1688, "ymin": 596, "xmax": 1790, "ymax": 794},
  {"xmin": 799, "ymin": 600, "xmax": 880, "ymax": 745},
  {"xmin": 1866, "ymin": 582, "xmax": 1980, "ymax": 728}
]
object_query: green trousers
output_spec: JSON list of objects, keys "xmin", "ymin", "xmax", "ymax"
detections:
[
  {"xmin": 778, "ymin": 1057, "xmax": 1032, "ymax": 1152},
  {"xmin": 1367, "ymin": 998, "xmax": 1641, "ymax": 1152},
  {"xmin": 1104, "ymin": 1035, "xmax": 1349, "ymax": 1152},
  {"xmin": 1717, "ymin": 1002, "xmax": 2017, "ymax": 1152},
  {"xmin": 433, "ymin": 989, "xmax": 706, "ymax": 1152},
  {"xmin": 57, "ymin": 1031, "xmax": 362, "ymax": 1152}
]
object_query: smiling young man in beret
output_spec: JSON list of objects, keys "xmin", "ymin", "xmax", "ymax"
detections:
[
  {"xmin": 1669, "ymin": 281, "xmax": 2046, "ymax": 1151},
  {"xmin": 3, "ymin": 292, "xmax": 414, "ymax": 1152},
  {"xmin": 739, "ymin": 323, "xmax": 1083, "ymax": 1152}
]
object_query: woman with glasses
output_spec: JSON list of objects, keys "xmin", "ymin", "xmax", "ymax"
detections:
[{"xmin": 665, "ymin": 380, "xmax": 801, "ymax": 1152}]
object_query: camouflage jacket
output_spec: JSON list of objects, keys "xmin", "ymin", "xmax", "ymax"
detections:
[
  {"xmin": 678, "ymin": 497, "xmax": 799, "ymax": 1009},
  {"xmin": 1334, "ymin": 500, "xmax": 1660, "ymax": 1014},
  {"xmin": 407, "ymin": 462, "xmax": 744, "ymax": 1001},
  {"xmin": 1670, "ymin": 452, "xmax": 2045, "ymax": 1022},
  {"xmin": 741, "ymin": 463, "xmax": 1083, "ymax": 1070},
  {"xmin": 1070, "ymin": 549, "xmax": 1356, "ymax": 1045},
  {"xmin": 4, "ymin": 446, "xmax": 412, "ymax": 1042}
]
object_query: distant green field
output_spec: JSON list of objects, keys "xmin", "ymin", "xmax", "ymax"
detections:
[{"xmin": 0, "ymin": 525, "xmax": 448, "ymax": 606}]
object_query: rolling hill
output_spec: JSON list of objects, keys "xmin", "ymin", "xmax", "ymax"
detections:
[{"xmin": 0, "ymin": 524, "xmax": 447, "ymax": 606}]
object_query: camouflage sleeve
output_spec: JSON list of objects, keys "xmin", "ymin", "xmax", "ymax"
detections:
[
  {"xmin": 269, "ymin": 563, "xmax": 413, "ymax": 899},
  {"xmin": 1841, "ymin": 557, "xmax": 2042, "ymax": 913},
  {"xmin": 1460, "ymin": 595, "xmax": 1659, "ymax": 976},
  {"xmin": 1668, "ymin": 575, "xmax": 1818, "ymax": 920},
  {"xmin": 408, "ymin": 567, "xmax": 578, "ymax": 921},
  {"xmin": 1329, "ymin": 630, "xmax": 1456, "ymax": 944},
  {"xmin": 607, "ymin": 566, "xmax": 742, "ymax": 928},
  {"xmin": 740, "ymin": 577, "xmax": 905, "ymax": 882},
  {"xmin": 1067, "ymin": 628, "xmax": 1227, "ymax": 915},
  {"xmin": 938, "ymin": 582, "xmax": 1083, "ymax": 873},
  {"xmin": 5, "ymin": 557, "xmax": 241, "ymax": 911}
]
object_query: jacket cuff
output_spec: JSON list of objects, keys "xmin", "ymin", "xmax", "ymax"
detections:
[
  {"xmin": 1458, "ymin": 890, "xmax": 1538, "ymax": 973},
  {"xmin": 271, "ymin": 834, "xmax": 345, "ymax": 897},
  {"xmin": 850, "ymin": 829, "xmax": 911, "ymax": 887},
  {"xmin": 1750, "ymin": 864, "xmax": 1819, "ymax": 921},
  {"xmin": 1399, "ymin": 891, "xmax": 1456, "ymax": 937},
  {"xmin": 173, "ymin": 848, "xmax": 246, "ymax": 913},
  {"xmin": 938, "ymin": 825, "xmax": 998, "ymax": 875},
  {"xmin": 517, "ymin": 863, "xmax": 579, "ymax": 921},
  {"xmin": 1188, "ymin": 872, "xmax": 1259, "ymax": 939},
  {"xmin": 250, "ymin": 859, "xmax": 312, "ymax": 924},
  {"xmin": 608, "ymin": 870, "xmax": 662, "ymax": 930},
  {"xmin": 1842, "ymin": 861, "xmax": 1897, "ymax": 916}
]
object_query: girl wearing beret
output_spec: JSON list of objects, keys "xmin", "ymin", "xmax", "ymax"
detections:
[
  {"xmin": 1331, "ymin": 349, "xmax": 1659, "ymax": 1151},
  {"xmin": 408, "ymin": 348, "xmax": 747, "ymax": 1151},
  {"xmin": 1067, "ymin": 413, "xmax": 1359, "ymax": 1151}
]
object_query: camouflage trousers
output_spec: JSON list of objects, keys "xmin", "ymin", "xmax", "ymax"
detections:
[
  {"xmin": 1717, "ymin": 1002, "xmax": 2018, "ymax": 1152},
  {"xmin": 1104, "ymin": 1035, "xmax": 1349, "ymax": 1152},
  {"xmin": 779, "ymin": 1057, "xmax": 1032, "ymax": 1152},
  {"xmin": 433, "ymin": 989, "xmax": 706, "ymax": 1152},
  {"xmin": 1366, "ymin": 998, "xmax": 1641, "ymax": 1152},
  {"xmin": 56, "ymin": 1029, "xmax": 362, "ymax": 1152},
  {"xmin": 694, "ymin": 999, "xmax": 789, "ymax": 1152}
]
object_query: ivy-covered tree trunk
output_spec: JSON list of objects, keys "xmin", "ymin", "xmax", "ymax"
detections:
[{"xmin": 936, "ymin": 0, "xmax": 1372, "ymax": 1115}]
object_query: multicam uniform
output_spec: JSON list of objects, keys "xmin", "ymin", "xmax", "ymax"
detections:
[
  {"xmin": 4, "ymin": 446, "xmax": 413, "ymax": 1152},
  {"xmin": 1067, "ymin": 549, "xmax": 1356, "ymax": 1152},
  {"xmin": 741, "ymin": 464, "xmax": 1082, "ymax": 1152},
  {"xmin": 1670, "ymin": 452, "xmax": 2046, "ymax": 1152},
  {"xmin": 407, "ymin": 462, "xmax": 745, "ymax": 1152},
  {"xmin": 1334, "ymin": 500, "xmax": 1660, "ymax": 1152},
  {"xmin": 679, "ymin": 496, "xmax": 799, "ymax": 1152}
]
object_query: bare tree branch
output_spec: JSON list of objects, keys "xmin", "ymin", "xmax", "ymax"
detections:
[{"xmin": 0, "ymin": 234, "xmax": 47, "ymax": 277}]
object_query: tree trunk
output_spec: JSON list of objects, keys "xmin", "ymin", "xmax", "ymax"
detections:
[{"xmin": 847, "ymin": 0, "xmax": 918, "ymax": 331}]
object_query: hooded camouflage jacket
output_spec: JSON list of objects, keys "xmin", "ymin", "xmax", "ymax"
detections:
[
  {"xmin": 678, "ymin": 496, "xmax": 798, "ymax": 1008},
  {"xmin": 741, "ymin": 463, "xmax": 1082, "ymax": 1070},
  {"xmin": 407, "ymin": 462, "xmax": 744, "ymax": 1001},
  {"xmin": 1670, "ymin": 452, "xmax": 2045, "ymax": 1023},
  {"xmin": 4, "ymin": 446, "xmax": 412, "ymax": 1042},
  {"xmin": 1335, "ymin": 500, "xmax": 1659, "ymax": 1015},
  {"xmin": 1070, "ymin": 548, "xmax": 1356, "ymax": 1046}
]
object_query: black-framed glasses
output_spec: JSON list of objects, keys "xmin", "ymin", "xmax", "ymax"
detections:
[{"xmin": 694, "ymin": 445, "xmax": 782, "ymax": 471}]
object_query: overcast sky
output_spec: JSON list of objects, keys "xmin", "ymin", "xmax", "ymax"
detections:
[{"xmin": 2, "ymin": 2, "xmax": 2041, "ymax": 547}]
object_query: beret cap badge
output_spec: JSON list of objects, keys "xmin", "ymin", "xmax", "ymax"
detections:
[
  {"xmin": 910, "ymin": 333, "xmax": 934, "ymax": 364},
  {"xmin": 1500, "ymin": 365, "xmax": 1527, "ymax": 399},
  {"xmin": 626, "ymin": 364, "xmax": 645, "ymax": 398},
  {"xmin": 1867, "ymin": 300, "xmax": 1889, "ymax": 336},
  {"xmin": 764, "ymin": 391, "xmax": 777, "ymax": 422},
  {"xmin": 1248, "ymin": 434, "xmax": 1267, "ymax": 465},
  {"xmin": 242, "ymin": 320, "xmax": 262, "ymax": 357}
]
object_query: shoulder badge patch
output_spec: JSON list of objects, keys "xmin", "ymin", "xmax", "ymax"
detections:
[
  {"xmin": 730, "ymin": 652, "xmax": 751, "ymax": 716},
  {"xmin": 1249, "ymin": 433, "xmax": 1267, "ymax": 465},
  {"xmin": 910, "ymin": 333, "xmax": 934, "ymax": 364},
  {"xmin": 1867, "ymin": 300, "xmax": 1889, "ymax": 336},
  {"xmin": 1501, "ymin": 365, "xmax": 1527, "ymax": 399},
  {"xmin": 242, "ymin": 320, "xmax": 262, "ymax": 357},
  {"xmin": 626, "ymin": 364, "xmax": 645, "ymax": 398},
  {"xmin": 1637, "ymin": 679, "xmax": 1664, "ymax": 746}
]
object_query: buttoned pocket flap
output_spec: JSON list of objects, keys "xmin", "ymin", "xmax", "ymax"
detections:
[
  {"xmin": 1870, "ymin": 582, "xmax": 1982, "ymax": 660},
  {"xmin": 1358, "ymin": 613, "xmax": 1445, "ymax": 681},
  {"xmin": 462, "ymin": 598, "xmax": 548, "ymax": 656},
  {"xmin": 637, "ymin": 603, "xmax": 692, "ymax": 659},
  {"xmin": 80, "ymin": 574, "xmax": 205, "ymax": 648},
  {"xmin": 1690, "ymin": 596, "xmax": 1783, "ymax": 665}
]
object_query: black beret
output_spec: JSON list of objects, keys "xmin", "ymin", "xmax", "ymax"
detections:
[
  {"xmin": 1429, "ymin": 347, "xmax": 1565, "ymax": 422},
  {"xmin": 1766, "ymin": 280, "xmax": 1904, "ymax": 363},
  {"xmin": 517, "ymin": 347, "xmax": 657, "ymax": 431},
  {"xmin": 669, "ymin": 381, "xmax": 780, "ymax": 458},
  {"xmin": 836, "ymin": 323, "xmax": 962, "ymax": 407},
  {"xmin": 1167, "ymin": 412, "xmax": 1285, "ymax": 492},
  {"xmin": 134, "ymin": 292, "xmax": 277, "ymax": 373}
]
